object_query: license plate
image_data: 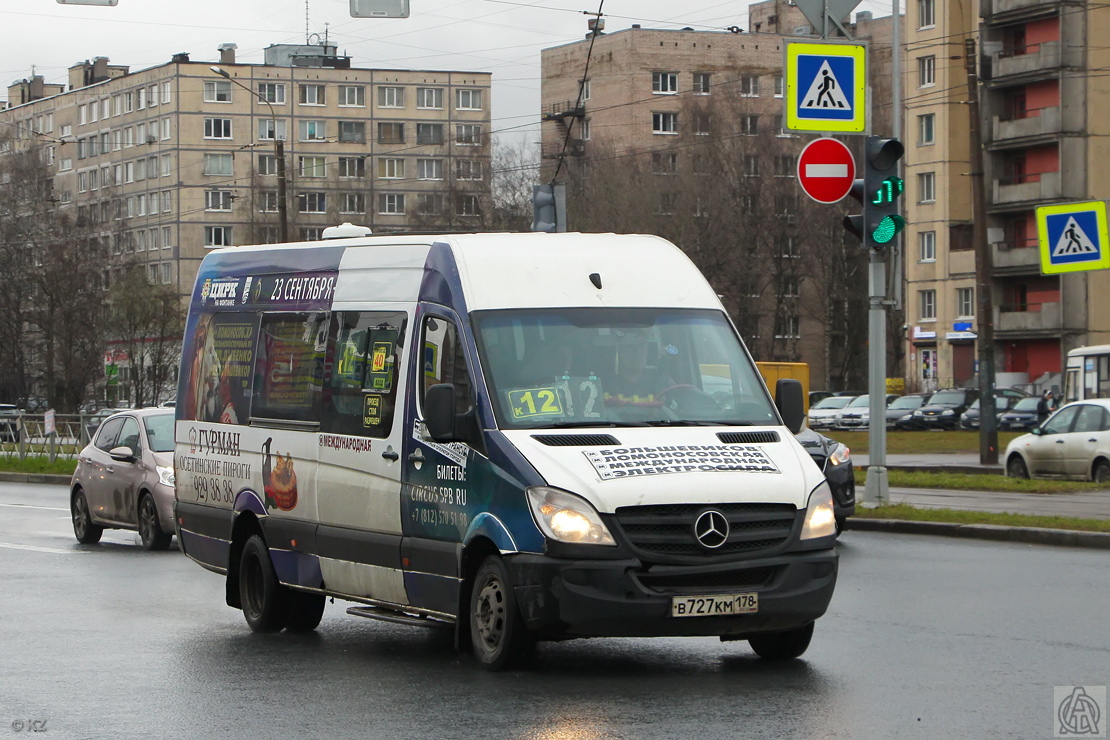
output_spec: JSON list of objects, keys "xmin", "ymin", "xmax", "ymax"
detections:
[{"xmin": 671, "ymin": 593, "xmax": 758, "ymax": 617}]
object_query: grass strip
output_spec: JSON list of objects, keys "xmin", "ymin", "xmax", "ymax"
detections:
[
  {"xmin": 0, "ymin": 456, "xmax": 77, "ymax": 476},
  {"xmin": 857, "ymin": 467, "xmax": 1108, "ymax": 494},
  {"xmin": 826, "ymin": 429, "xmax": 1024, "ymax": 455},
  {"xmin": 854, "ymin": 503, "xmax": 1110, "ymax": 533}
]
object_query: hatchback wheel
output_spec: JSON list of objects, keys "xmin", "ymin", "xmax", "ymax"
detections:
[
  {"xmin": 1094, "ymin": 460, "xmax": 1110, "ymax": 484},
  {"xmin": 1006, "ymin": 456, "xmax": 1029, "ymax": 479},
  {"xmin": 138, "ymin": 494, "xmax": 172, "ymax": 551},
  {"xmin": 71, "ymin": 489, "xmax": 103, "ymax": 544}
]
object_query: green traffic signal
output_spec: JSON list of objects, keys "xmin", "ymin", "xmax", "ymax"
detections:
[
  {"xmin": 871, "ymin": 214, "xmax": 906, "ymax": 244},
  {"xmin": 870, "ymin": 177, "xmax": 904, "ymax": 206}
]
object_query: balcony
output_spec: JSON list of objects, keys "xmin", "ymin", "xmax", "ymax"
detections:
[
  {"xmin": 541, "ymin": 100, "xmax": 586, "ymax": 122},
  {"xmin": 990, "ymin": 41, "xmax": 1079, "ymax": 84},
  {"xmin": 992, "ymin": 171, "xmax": 1063, "ymax": 207},
  {"xmin": 992, "ymin": 243, "xmax": 1041, "ymax": 272},
  {"xmin": 982, "ymin": 0, "xmax": 1064, "ymax": 22},
  {"xmin": 995, "ymin": 301, "xmax": 1062, "ymax": 334},
  {"xmin": 990, "ymin": 106, "xmax": 1076, "ymax": 147},
  {"xmin": 541, "ymin": 139, "xmax": 586, "ymax": 159}
]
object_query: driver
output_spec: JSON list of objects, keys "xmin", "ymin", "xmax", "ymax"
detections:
[{"xmin": 605, "ymin": 330, "xmax": 675, "ymax": 404}]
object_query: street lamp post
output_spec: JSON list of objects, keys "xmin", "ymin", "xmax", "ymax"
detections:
[{"xmin": 210, "ymin": 66, "xmax": 288, "ymax": 242}]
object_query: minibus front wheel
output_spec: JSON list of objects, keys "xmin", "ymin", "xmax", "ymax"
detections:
[{"xmin": 470, "ymin": 555, "xmax": 533, "ymax": 670}]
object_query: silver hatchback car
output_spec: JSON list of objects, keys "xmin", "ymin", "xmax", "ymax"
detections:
[{"xmin": 70, "ymin": 408, "xmax": 177, "ymax": 550}]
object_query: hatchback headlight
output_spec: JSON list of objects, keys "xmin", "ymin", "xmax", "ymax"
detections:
[
  {"xmin": 913, "ymin": 409, "xmax": 924, "ymax": 416},
  {"xmin": 828, "ymin": 443, "xmax": 851, "ymax": 467},
  {"xmin": 527, "ymin": 487, "xmax": 615, "ymax": 546},
  {"xmin": 941, "ymin": 409, "xmax": 954, "ymax": 416},
  {"xmin": 157, "ymin": 465, "xmax": 175, "ymax": 487},
  {"xmin": 800, "ymin": 483, "xmax": 836, "ymax": 540}
]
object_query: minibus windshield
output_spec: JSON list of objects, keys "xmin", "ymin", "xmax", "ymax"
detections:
[{"xmin": 473, "ymin": 307, "xmax": 778, "ymax": 429}]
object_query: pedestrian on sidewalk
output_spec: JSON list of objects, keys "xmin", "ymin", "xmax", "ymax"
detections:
[{"xmin": 1036, "ymin": 390, "xmax": 1056, "ymax": 424}]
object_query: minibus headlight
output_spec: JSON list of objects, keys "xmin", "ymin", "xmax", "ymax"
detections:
[
  {"xmin": 157, "ymin": 465, "xmax": 175, "ymax": 487},
  {"xmin": 526, "ymin": 487, "xmax": 615, "ymax": 546},
  {"xmin": 800, "ymin": 482, "xmax": 836, "ymax": 540}
]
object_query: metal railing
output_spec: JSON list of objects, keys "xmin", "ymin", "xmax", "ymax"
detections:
[{"xmin": 0, "ymin": 413, "xmax": 94, "ymax": 460}]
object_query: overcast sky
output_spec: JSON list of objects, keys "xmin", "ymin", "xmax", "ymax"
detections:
[{"xmin": 3, "ymin": 0, "xmax": 897, "ymax": 146}]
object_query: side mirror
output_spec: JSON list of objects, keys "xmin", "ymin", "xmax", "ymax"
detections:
[
  {"xmin": 775, "ymin": 379, "xmax": 805, "ymax": 434},
  {"xmin": 109, "ymin": 446, "xmax": 136, "ymax": 462},
  {"xmin": 424, "ymin": 384, "xmax": 458, "ymax": 442},
  {"xmin": 1031, "ymin": 426, "xmax": 1043, "ymax": 436}
]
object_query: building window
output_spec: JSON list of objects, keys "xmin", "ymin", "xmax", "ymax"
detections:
[
  {"xmin": 161, "ymin": 118, "xmax": 171, "ymax": 140},
  {"xmin": 378, "ymin": 122, "xmax": 405, "ymax": 144},
  {"xmin": 298, "ymin": 192, "xmax": 326, "ymax": 213},
  {"xmin": 203, "ymin": 80, "xmax": 232, "ymax": 103},
  {"xmin": 652, "ymin": 152, "xmax": 678, "ymax": 174},
  {"xmin": 919, "ymin": 289, "xmax": 937, "ymax": 320},
  {"xmin": 652, "ymin": 71, "xmax": 678, "ymax": 94},
  {"xmin": 918, "ymin": 114, "xmax": 935, "ymax": 145},
  {"xmin": 918, "ymin": 171, "xmax": 936, "ymax": 203},
  {"xmin": 774, "ymin": 75, "xmax": 784, "ymax": 97},
  {"xmin": 774, "ymin": 155, "xmax": 796, "ymax": 177},
  {"xmin": 258, "ymin": 154, "xmax": 278, "ymax": 176},
  {"xmin": 919, "ymin": 0, "xmax": 935, "ymax": 28},
  {"xmin": 339, "ymin": 121, "xmax": 366, "ymax": 143},
  {"xmin": 377, "ymin": 86, "xmax": 404, "ymax": 108},
  {"xmin": 299, "ymin": 84, "xmax": 326, "ymax": 105},
  {"xmin": 259, "ymin": 191, "xmax": 279, "ymax": 212},
  {"xmin": 456, "ymin": 89, "xmax": 483, "ymax": 110},
  {"xmin": 300, "ymin": 156, "xmax": 326, "ymax": 178},
  {"xmin": 741, "ymin": 75, "xmax": 760, "ymax": 96},
  {"xmin": 338, "ymin": 156, "xmax": 366, "ymax": 178},
  {"xmin": 774, "ymin": 315, "xmax": 800, "ymax": 339},
  {"xmin": 378, "ymin": 193, "xmax": 405, "ymax": 215},
  {"xmin": 339, "ymin": 85, "xmax": 366, "ymax": 107},
  {"xmin": 743, "ymin": 155, "xmax": 759, "ymax": 177},
  {"xmin": 456, "ymin": 159, "xmax": 483, "ymax": 181},
  {"xmin": 456, "ymin": 124, "xmax": 482, "ymax": 146},
  {"xmin": 341, "ymin": 193, "xmax": 365, "ymax": 214},
  {"xmin": 957, "ymin": 287, "xmax": 975, "ymax": 318},
  {"xmin": 257, "ymin": 83, "xmax": 285, "ymax": 104},
  {"xmin": 378, "ymin": 158, "xmax": 405, "ymax": 179},
  {"xmin": 919, "ymin": 230, "xmax": 936, "ymax": 262},
  {"xmin": 299, "ymin": 120, "xmax": 326, "ymax": 141},
  {"xmin": 779, "ymin": 276, "xmax": 800, "ymax": 298},
  {"xmin": 161, "ymin": 82, "xmax": 172, "ymax": 105},
  {"xmin": 580, "ymin": 78, "xmax": 590, "ymax": 101},
  {"xmin": 203, "ymin": 118, "xmax": 232, "ymax": 139},
  {"xmin": 742, "ymin": 115, "xmax": 759, "ymax": 135},
  {"xmin": 258, "ymin": 119, "xmax": 287, "ymax": 141},
  {"xmin": 204, "ymin": 153, "xmax": 233, "ymax": 176},
  {"xmin": 416, "ymin": 87, "xmax": 443, "ymax": 109},
  {"xmin": 417, "ymin": 123, "xmax": 444, "ymax": 145},
  {"xmin": 693, "ymin": 72, "xmax": 711, "ymax": 94},
  {"xmin": 417, "ymin": 193, "xmax": 444, "ymax": 214},
  {"xmin": 301, "ymin": 228, "xmax": 323, "ymax": 242},
  {"xmin": 918, "ymin": 56, "xmax": 936, "ymax": 87},
  {"xmin": 781, "ymin": 237, "xmax": 800, "ymax": 258},
  {"xmin": 693, "ymin": 113, "xmax": 711, "ymax": 136},
  {"xmin": 205, "ymin": 190, "xmax": 233, "ymax": 211},
  {"xmin": 417, "ymin": 158, "xmax": 444, "ymax": 180},
  {"xmin": 205, "ymin": 226, "xmax": 232, "ymax": 247},
  {"xmin": 456, "ymin": 194, "xmax": 481, "ymax": 216},
  {"xmin": 652, "ymin": 112, "xmax": 678, "ymax": 134}
]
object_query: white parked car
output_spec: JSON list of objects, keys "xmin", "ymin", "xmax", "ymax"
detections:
[
  {"xmin": 807, "ymin": 395, "xmax": 854, "ymax": 430},
  {"xmin": 1003, "ymin": 399, "xmax": 1110, "ymax": 482}
]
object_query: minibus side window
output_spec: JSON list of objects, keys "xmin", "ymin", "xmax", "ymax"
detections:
[
  {"xmin": 185, "ymin": 311, "xmax": 259, "ymax": 425},
  {"xmin": 251, "ymin": 312, "xmax": 328, "ymax": 424},
  {"xmin": 420, "ymin": 316, "xmax": 473, "ymax": 419},
  {"xmin": 321, "ymin": 311, "xmax": 405, "ymax": 437}
]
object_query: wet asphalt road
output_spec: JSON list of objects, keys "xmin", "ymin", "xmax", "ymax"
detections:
[{"xmin": 1, "ymin": 481, "xmax": 1107, "ymax": 740}]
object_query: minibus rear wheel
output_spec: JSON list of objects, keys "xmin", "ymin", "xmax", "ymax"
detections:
[
  {"xmin": 239, "ymin": 535, "xmax": 289, "ymax": 632},
  {"xmin": 470, "ymin": 555, "xmax": 532, "ymax": 670}
]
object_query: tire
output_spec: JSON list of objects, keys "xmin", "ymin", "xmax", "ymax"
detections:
[
  {"xmin": 138, "ymin": 494, "xmax": 172, "ymax": 551},
  {"xmin": 285, "ymin": 591, "xmax": 326, "ymax": 633},
  {"xmin": 748, "ymin": 621, "xmax": 815, "ymax": 661},
  {"xmin": 834, "ymin": 515, "xmax": 846, "ymax": 534},
  {"xmin": 238, "ymin": 535, "xmax": 289, "ymax": 633},
  {"xmin": 1006, "ymin": 455, "xmax": 1030, "ymax": 479},
  {"xmin": 71, "ymin": 488, "xmax": 103, "ymax": 545},
  {"xmin": 1094, "ymin": 460, "xmax": 1110, "ymax": 484},
  {"xmin": 469, "ymin": 555, "xmax": 533, "ymax": 671}
]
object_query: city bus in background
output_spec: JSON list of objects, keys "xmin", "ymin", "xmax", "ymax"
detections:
[{"xmin": 1063, "ymin": 345, "xmax": 1110, "ymax": 403}]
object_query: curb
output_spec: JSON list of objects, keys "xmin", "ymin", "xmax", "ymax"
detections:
[
  {"xmin": 886, "ymin": 464, "xmax": 1004, "ymax": 475},
  {"xmin": 845, "ymin": 517, "xmax": 1110, "ymax": 550},
  {"xmin": 0, "ymin": 472, "xmax": 72, "ymax": 486}
]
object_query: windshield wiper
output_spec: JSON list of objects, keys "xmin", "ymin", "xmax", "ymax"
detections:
[{"xmin": 547, "ymin": 420, "xmax": 652, "ymax": 428}]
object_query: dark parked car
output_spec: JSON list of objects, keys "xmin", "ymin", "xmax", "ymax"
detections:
[
  {"xmin": 998, "ymin": 397, "xmax": 1043, "ymax": 431},
  {"xmin": 794, "ymin": 427, "xmax": 854, "ymax": 532},
  {"xmin": 906, "ymin": 388, "xmax": 981, "ymax": 430},
  {"xmin": 888, "ymin": 393, "xmax": 930, "ymax": 429},
  {"xmin": 959, "ymin": 393, "xmax": 1026, "ymax": 430}
]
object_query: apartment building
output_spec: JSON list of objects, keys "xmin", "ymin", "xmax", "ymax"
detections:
[
  {"xmin": 539, "ymin": 1, "xmax": 895, "ymax": 391},
  {"xmin": 904, "ymin": 0, "xmax": 1110, "ymax": 394},
  {"xmin": 0, "ymin": 44, "xmax": 492, "ymax": 299}
]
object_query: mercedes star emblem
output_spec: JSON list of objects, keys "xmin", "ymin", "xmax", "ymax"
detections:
[{"xmin": 694, "ymin": 510, "xmax": 729, "ymax": 549}]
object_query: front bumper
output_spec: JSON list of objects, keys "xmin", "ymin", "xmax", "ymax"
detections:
[{"xmin": 506, "ymin": 548, "xmax": 838, "ymax": 640}]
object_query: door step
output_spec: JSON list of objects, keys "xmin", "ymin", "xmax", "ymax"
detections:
[{"xmin": 346, "ymin": 606, "xmax": 454, "ymax": 630}]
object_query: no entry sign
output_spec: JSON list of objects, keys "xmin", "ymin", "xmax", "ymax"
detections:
[{"xmin": 796, "ymin": 137, "xmax": 856, "ymax": 204}]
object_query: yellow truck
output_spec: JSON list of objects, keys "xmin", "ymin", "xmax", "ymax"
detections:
[{"xmin": 756, "ymin": 362, "xmax": 811, "ymax": 412}]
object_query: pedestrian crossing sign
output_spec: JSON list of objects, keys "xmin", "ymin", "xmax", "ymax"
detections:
[
  {"xmin": 1036, "ymin": 201, "xmax": 1110, "ymax": 274},
  {"xmin": 785, "ymin": 41, "xmax": 867, "ymax": 134}
]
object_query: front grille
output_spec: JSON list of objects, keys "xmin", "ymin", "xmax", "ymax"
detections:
[
  {"xmin": 613, "ymin": 503, "xmax": 797, "ymax": 561},
  {"xmin": 635, "ymin": 566, "xmax": 778, "ymax": 594},
  {"xmin": 716, "ymin": 431, "xmax": 780, "ymax": 444},
  {"xmin": 532, "ymin": 434, "xmax": 620, "ymax": 447}
]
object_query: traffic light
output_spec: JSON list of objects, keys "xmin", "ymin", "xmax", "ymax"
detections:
[
  {"xmin": 531, "ymin": 182, "xmax": 567, "ymax": 233},
  {"xmin": 863, "ymin": 137, "xmax": 905, "ymax": 249},
  {"xmin": 843, "ymin": 137, "xmax": 905, "ymax": 250}
]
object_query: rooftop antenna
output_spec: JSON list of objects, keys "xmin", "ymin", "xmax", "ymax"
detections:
[{"xmin": 305, "ymin": 0, "xmax": 310, "ymax": 43}]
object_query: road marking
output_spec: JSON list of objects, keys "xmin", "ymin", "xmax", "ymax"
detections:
[
  {"xmin": 0, "ymin": 502, "xmax": 69, "ymax": 512},
  {"xmin": 0, "ymin": 542, "xmax": 87, "ymax": 555}
]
